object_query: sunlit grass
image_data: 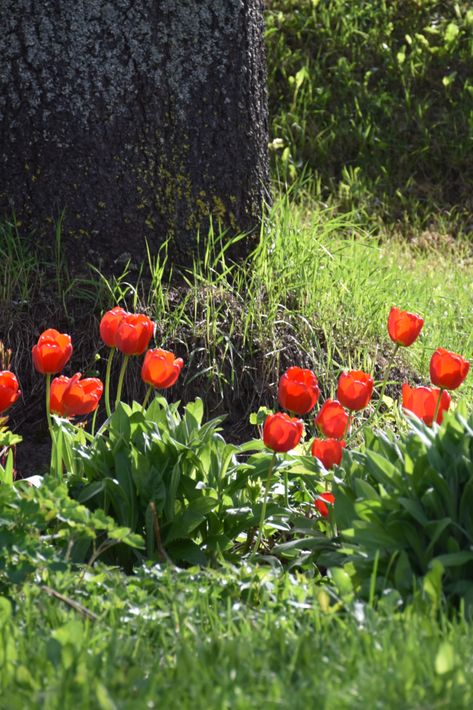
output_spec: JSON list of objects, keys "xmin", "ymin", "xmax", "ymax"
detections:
[{"xmin": 4, "ymin": 565, "xmax": 473, "ymax": 708}]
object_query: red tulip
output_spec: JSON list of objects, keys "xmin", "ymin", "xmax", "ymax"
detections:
[
  {"xmin": 311, "ymin": 438, "xmax": 345, "ymax": 470},
  {"xmin": 387, "ymin": 306, "xmax": 424, "ymax": 347},
  {"xmin": 278, "ymin": 366, "xmax": 320, "ymax": 415},
  {"xmin": 430, "ymin": 348, "xmax": 470, "ymax": 390},
  {"xmin": 50, "ymin": 373, "xmax": 104, "ymax": 417},
  {"xmin": 100, "ymin": 307, "xmax": 128, "ymax": 348},
  {"xmin": 315, "ymin": 399, "xmax": 349, "ymax": 439},
  {"xmin": 141, "ymin": 349, "xmax": 184, "ymax": 389},
  {"xmin": 115, "ymin": 313, "xmax": 154, "ymax": 356},
  {"xmin": 337, "ymin": 370, "xmax": 374, "ymax": 411},
  {"xmin": 314, "ymin": 492, "xmax": 335, "ymax": 518},
  {"xmin": 262, "ymin": 412, "xmax": 304, "ymax": 453},
  {"xmin": 0, "ymin": 371, "xmax": 21, "ymax": 413},
  {"xmin": 402, "ymin": 383, "xmax": 451, "ymax": 426},
  {"xmin": 32, "ymin": 329, "xmax": 73, "ymax": 374}
]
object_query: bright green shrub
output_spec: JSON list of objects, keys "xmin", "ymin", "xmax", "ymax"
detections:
[
  {"xmin": 64, "ymin": 398, "xmax": 250, "ymax": 567},
  {"xmin": 0, "ymin": 478, "xmax": 142, "ymax": 592},
  {"xmin": 56, "ymin": 398, "xmax": 330, "ymax": 569},
  {"xmin": 266, "ymin": 0, "xmax": 473, "ymax": 221},
  {"xmin": 333, "ymin": 406, "xmax": 473, "ymax": 610}
]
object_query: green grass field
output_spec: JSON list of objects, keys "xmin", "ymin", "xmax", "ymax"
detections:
[{"xmin": 3, "ymin": 565, "xmax": 473, "ymax": 709}]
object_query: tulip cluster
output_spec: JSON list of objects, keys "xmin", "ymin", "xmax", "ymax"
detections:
[
  {"xmin": 402, "ymin": 348, "xmax": 469, "ymax": 425},
  {"xmin": 259, "ymin": 304, "xmax": 470, "ymax": 527},
  {"xmin": 31, "ymin": 327, "xmax": 104, "ymax": 422},
  {"xmin": 0, "ymin": 295, "xmax": 469, "ymax": 547},
  {"xmin": 27, "ymin": 308, "xmax": 184, "ymax": 429},
  {"xmin": 268, "ymin": 364, "xmax": 373, "ymax": 469},
  {"xmin": 98, "ymin": 308, "xmax": 184, "ymax": 410}
]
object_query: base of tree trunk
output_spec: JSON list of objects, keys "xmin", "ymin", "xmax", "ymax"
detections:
[{"xmin": 0, "ymin": 1, "xmax": 269, "ymax": 271}]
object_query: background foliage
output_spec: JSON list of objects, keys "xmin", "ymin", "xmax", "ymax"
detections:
[{"xmin": 266, "ymin": 0, "xmax": 473, "ymax": 225}]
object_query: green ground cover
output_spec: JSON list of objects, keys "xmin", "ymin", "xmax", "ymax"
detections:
[
  {"xmin": 267, "ymin": 0, "xmax": 473, "ymax": 228},
  {"xmin": 3, "ymin": 566, "xmax": 473, "ymax": 709}
]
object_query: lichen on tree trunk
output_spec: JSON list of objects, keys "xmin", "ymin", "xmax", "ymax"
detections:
[{"xmin": 0, "ymin": 0, "xmax": 269, "ymax": 269}]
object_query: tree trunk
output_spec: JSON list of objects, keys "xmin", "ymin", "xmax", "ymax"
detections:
[{"xmin": 0, "ymin": 1, "xmax": 269, "ymax": 270}]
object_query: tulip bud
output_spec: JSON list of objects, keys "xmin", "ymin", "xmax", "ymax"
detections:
[
  {"xmin": 278, "ymin": 367, "xmax": 320, "ymax": 415},
  {"xmin": 262, "ymin": 412, "xmax": 304, "ymax": 453}
]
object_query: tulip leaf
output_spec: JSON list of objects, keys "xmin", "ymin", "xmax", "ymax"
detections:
[
  {"xmin": 433, "ymin": 551, "xmax": 473, "ymax": 567},
  {"xmin": 165, "ymin": 497, "xmax": 218, "ymax": 543}
]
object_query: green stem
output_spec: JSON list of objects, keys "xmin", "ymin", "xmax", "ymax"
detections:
[
  {"xmin": 433, "ymin": 387, "xmax": 444, "ymax": 425},
  {"xmin": 347, "ymin": 343, "xmax": 399, "ymax": 445},
  {"xmin": 90, "ymin": 407, "xmax": 98, "ymax": 437},
  {"xmin": 45, "ymin": 374, "xmax": 52, "ymax": 434},
  {"xmin": 104, "ymin": 347, "xmax": 115, "ymax": 418},
  {"xmin": 373, "ymin": 343, "xmax": 400, "ymax": 420},
  {"xmin": 142, "ymin": 385, "xmax": 153, "ymax": 409},
  {"xmin": 115, "ymin": 355, "xmax": 129, "ymax": 408},
  {"xmin": 46, "ymin": 374, "xmax": 60, "ymax": 478},
  {"xmin": 284, "ymin": 471, "xmax": 289, "ymax": 508},
  {"xmin": 251, "ymin": 452, "xmax": 277, "ymax": 558}
]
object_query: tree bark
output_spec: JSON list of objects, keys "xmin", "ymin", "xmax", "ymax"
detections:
[{"xmin": 0, "ymin": 1, "xmax": 269, "ymax": 269}]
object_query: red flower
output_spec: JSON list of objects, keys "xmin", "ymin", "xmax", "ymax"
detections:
[
  {"xmin": 100, "ymin": 307, "xmax": 128, "ymax": 348},
  {"xmin": 262, "ymin": 412, "xmax": 304, "ymax": 453},
  {"xmin": 315, "ymin": 399, "xmax": 349, "ymax": 439},
  {"xmin": 311, "ymin": 438, "xmax": 345, "ymax": 470},
  {"xmin": 337, "ymin": 370, "xmax": 374, "ymax": 411},
  {"xmin": 430, "ymin": 348, "xmax": 470, "ymax": 390},
  {"xmin": 402, "ymin": 383, "xmax": 451, "ymax": 426},
  {"xmin": 314, "ymin": 492, "xmax": 335, "ymax": 518},
  {"xmin": 142, "ymin": 349, "xmax": 184, "ymax": 389},
  {"xmin": 0, "ymin": 371, "xmax": 21, "ymax": 413},
  {"xmin": 115, "ymin": 313, "xmax": 154, "ymax": 356},
  {"xmin": 387, "ymin": 306, "xmax": 424, "ymax": 347},
  {"xmin": 32, "ymin": 329, "xmax": 73, "ymax": 374},
  {"xmin": 278, "ymin": 366, "xmax": 320, "ymax": 415},
  {"xmin": 50, "ymin": 373, "xmax": 103, "ymax": 417}
]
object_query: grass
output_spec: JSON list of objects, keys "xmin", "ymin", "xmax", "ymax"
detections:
[{"xmin": 3, "ymin": 564, "xmax": 473, "ymax": 709}]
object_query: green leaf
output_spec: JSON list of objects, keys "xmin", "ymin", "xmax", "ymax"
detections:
[
  {"xmin": 329, "ymin": 567, "xmax": 354, "ymax": 601},
  {"xmin": 166, "ymin": 539, "xmax": 207, "ymax": 565},
  {"xmin": 0, "ymin": 597, "xmax": 12, "ymax": 627},
  {"xmin": 354, "ymin": 479, "xmax": 380, "ymax": 501},
  {"xmin": 435, "ymin": 642, "xmax": 455, "ymax": 675},
  {"xmin": 425, "ymin": 518, "xmax": 452, "ymax": 555},
  {"xmin": 365, "ymin": 450, "xmax": 402, "ymax": 489},
  {"xmin": 433, "ymin": 551, "xmax": 473, "ymax": 567},
  {"xmin": 184, "ymin": 398, "xmax": 204, "ymax": 428},
  {"xmin": 398, "ymin": 498, "xmax": 428, "ymax": 526},
  {"xmin": 423, "ymin": 560, "xmax": 444, "ymax": 607},
  {"xmin": 394, "ymin": 551, "xmax": 413, "ymax": 592},
  {"xmin": 272, "ymin": 533, "xmax": 334, "ymax": 554},
  {"xmin": 165, "ymin": 497, "xmax": 218, "ymax": 543},
  {"xmin": 444, "ymin": 22, "xmax": 459, "ymax": 44}
]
